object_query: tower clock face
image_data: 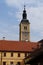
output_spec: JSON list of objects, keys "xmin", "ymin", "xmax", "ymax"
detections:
[
  {"xmin": 22, "ymin": 32, "xmax": 28, "ymax": 35},
  {"xmin": 22, "ymin": 32, "xmax": 28, "ymax": 40}
]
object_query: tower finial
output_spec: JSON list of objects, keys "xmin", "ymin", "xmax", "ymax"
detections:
[
  {"xmin": 24, "ymin": 5, "xmax": 26, "ymax": 10},
  {"xmin": 22, "ymin": 5, "xmax": 27, "ymax": 19}
]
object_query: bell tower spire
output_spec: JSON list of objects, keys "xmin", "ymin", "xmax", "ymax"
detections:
[
  {"xmin": 22, "ymin": 5, "xmax": 27, "ymax": 19},
  {"xmin": 19, "ymin": 6, "xmax": 30, "ymax": 41}
]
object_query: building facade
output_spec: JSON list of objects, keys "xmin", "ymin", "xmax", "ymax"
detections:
[
  {"xmin": 0, "ymin": 40, "xmax": 38, "ymax": 65},
  {"xmin": 0, "ymin": 52, "xmax": 27, "ymax": 65}
]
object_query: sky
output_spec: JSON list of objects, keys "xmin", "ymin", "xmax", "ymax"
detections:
[{"xmin": 0, "ymin": 0, "xmax": 43, "ymax": 42}]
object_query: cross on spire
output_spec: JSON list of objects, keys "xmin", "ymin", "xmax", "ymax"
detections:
[
  {"xmin": 22, "ymin": 5, "xmax": 27, "ymax": 19},
  {"xmin": 24, "ymin": 5, "xmax": 26, "ymax": 10}
]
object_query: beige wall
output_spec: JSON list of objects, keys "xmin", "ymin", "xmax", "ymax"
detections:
[
  {"xmin": 20, "ymin": 23, "xmax": 30, "ymax": 32},
  {"xmin": 0, "ymin": 52, "xmax": 30, "ymax": 65},
  {"xmin": 19, "ymin": 23, "xmax": 30, "ymax": 41}
]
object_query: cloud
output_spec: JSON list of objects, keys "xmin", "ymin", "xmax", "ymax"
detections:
[
  {"xmin": 5, "ymin": 0, "xmax": 43, "ymax": 8},
  {"xmin": 8, "ymin": 11, "xmax": 14, "ymax": 16},
  {"xmin": 29, "ymin": 7, "xmax": 43, "ymax": 41},
  {"xmin": 5, "ymin": 0, "xmax": 22, "ymax": 8},
  {"xmin": 0, "ymin": 20, "xmax": 19, "ymax": 40}
]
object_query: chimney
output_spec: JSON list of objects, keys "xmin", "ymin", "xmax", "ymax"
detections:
[{"xmin": 3, "ymin": 37, "xmax": 5, "ymax": 40}]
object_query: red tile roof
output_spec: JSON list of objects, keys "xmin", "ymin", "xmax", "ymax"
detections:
[{"xmin": 0, "ymin": 40, "xmax": 39, "ymax": 52}]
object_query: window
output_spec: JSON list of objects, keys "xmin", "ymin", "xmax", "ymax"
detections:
[
  {"xmin": 25, "ymin": 53, "xmax": 27, "ymax": 57},
  {"xmin": 3, "ymin": 52, "xmax": 6, "ymax": 57},
  {"xmin": 27, "ymin": 53, "xmax": 30, "ymax": 56},
  {"xmin": 17, "ymin": 62, "xmax": 20, "ymax": 65},
  {"xmin": 18, "ymin": 53, "xmax": 20, "ymax": 57},
  {"xmin": 10, "ymin": 62, "xmax": 13, "ymax": 65},
  {"xmin": 24, "ymin": 26, "xmax": 27, "ymax": 30},
  {"xmin": 11, "ymin": 52, "xmax": 13, "ymax": 57},
  {"xmin": 3, "ymin": 62, "xmax": 6, "ymax": 65}
]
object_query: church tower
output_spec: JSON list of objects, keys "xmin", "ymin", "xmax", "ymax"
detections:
[{"xmin": 19, "ymin": 6, "xmax": 30, "ymax": 41}]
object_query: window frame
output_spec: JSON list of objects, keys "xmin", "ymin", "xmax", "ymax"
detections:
[
  {"xmin": 24, "ymin": 26, "xmax": 27, "ymax": 30},
  {"xmin": 25, "ymin": 53, "xmax": 27, "ymax": 57},
  {"xmin": 17, "ymin": 62, "xmax": 20, "ymax": 65},
  {"xmin": 3, "ymin": 52, "xmax": 6, "ymax": 57},
  {"xmin": 10, "ymin": 62, "xmax": 13, "ymax": 65},
  {"xmin": 3, "ymin": 62, "xmax": 6, "ymax": 65},
  {"xmin": 18, "ymin": 53, "xmax": 20, "ymax": 57},
  {"xmin": 11, "ymin": 52, "xmax": 13, "ymax": 57}
]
